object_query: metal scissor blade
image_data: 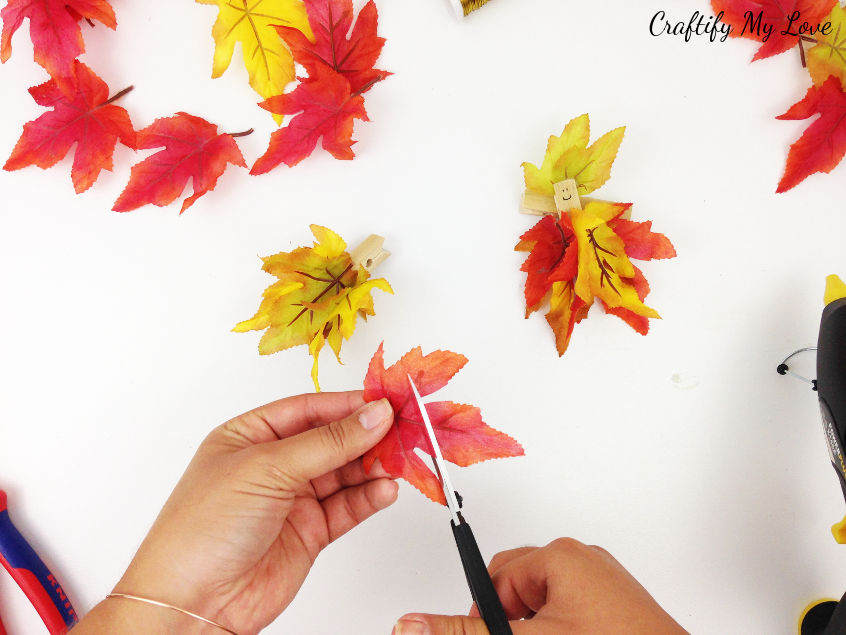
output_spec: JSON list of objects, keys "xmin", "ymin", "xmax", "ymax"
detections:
[{"xmin": 407, "ymin": 374, "xmax": 462, "ymax": 522}]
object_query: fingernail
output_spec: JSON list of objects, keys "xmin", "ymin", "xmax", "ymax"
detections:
[
  {"xmin": 393, "ymin": 617, "xmax": 430, "ymax": 635},
  {"xmin": 360, "ymin": 399, "xmax": 392, "ymax": 430}
]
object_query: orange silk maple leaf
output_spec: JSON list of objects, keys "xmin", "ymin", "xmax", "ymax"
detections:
[
  {"xmin": 776, "ymin": 75, "xmax": 846, "ymax": 192},
  {"xmin": 1, "ymin": 0, "xmax": 116, "ymax": 95},
  {"xmin": 251, "ymin": 0, "xmax": 388, "ymax": 173},
  {"xmin": 251, "ymin": 65, "xmax": 368, "ymax": 173},
  {"xmin": 516, "ymin": 203, "xmax": 676, "ymax": 356},
  {"xmin": 362, "ymin": 344, "xmax": 524, "ymax": 505},
  {"xmin": 113, "ymin": 113, "xmax": 246, "ymax": 213},
  {"xmin": 711, "ymin": 0, "xmax": 836, "ymax": 61},
  {"xmin": 4, "ymin": 61, "xmax": 134, "ymax": 193}
]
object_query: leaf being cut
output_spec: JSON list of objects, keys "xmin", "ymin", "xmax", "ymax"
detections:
[
  {"xmin": 274, "ymin": 0, "xmax": 389, "ymax": 94},
  {"xmin": 711, "ymin": 0, "xmax": 836, "ymax": 61},
  {"xmin": 808, "ymin": 3, "xmax": 846, "ymax": 89},
  {"xmin": 776, "ymin": 76, "xmax": 846, "ymax": 192},
  {"xmin": 4, "ymin": 61, "xmax": 134, "ymax": 193},
  {"xmin": 516, "ymin": 202, "xmax": 675, "ymax": 356},
  {"xmin": 1, "ymin": 0, "xmax": 115, "ymax": 95},
  {"xmin": 234, "ymin": 225, "xmax": 392, "ymax": 391},
  {"xmin": 195, "ymin": 0, "xmax": 312, "ymax": 104},
  {"xmin": 522, "ymin": 114, "xmax": 625, "ymax": 197},
  {"xmin": 251, "ymin": 0, "xmax": 389, "ymax": 172},
  {"xmin": 112, "ymin": 112, "xmax": 246, "ymax": 213},
  {"xmin": 361, "ymin": 344, "xmax": 524, "ymax": 505}
]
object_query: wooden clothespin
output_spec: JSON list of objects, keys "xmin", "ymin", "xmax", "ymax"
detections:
[
  {"xmin": 350, "ymin": 234, "xmax": 390, "ymax": 272},
  {"xmin": 521, "ymin": 178, "xmax": 582, "ymax": 217},
  {"xmin": 521, "ymin": 179, "xmax": 632, "ymax": 218}
]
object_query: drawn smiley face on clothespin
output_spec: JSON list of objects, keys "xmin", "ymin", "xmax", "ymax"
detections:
[{"xmin": 553, "ymin": 179, "xmax": 582, "ymax": 214}]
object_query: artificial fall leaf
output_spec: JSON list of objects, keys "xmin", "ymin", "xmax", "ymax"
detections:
[
  {"xmin": 545, "ymin": 281, "xmax": 589, "ymax": 357},
  {"xmin": 776, "ymin": 75, "xmax": 846, "ymax": 192},
  {"xmin": 808, "ymin": 3, "xmax": 846, "ymax": 88},
  {"xmin": 234, "ymin": 225, "xmax": 392, "ymax": 391},
  {"xmin": 711, "ymin": 0, "xmax": 836, "ymax": 61},
  {"xmin": 112, "ymin": 112, "xmax": 246, "ymax": 213},
  {"xmin": 274, "ymin": 0, "xmax": 390, "ymax": 95},
  {"xmin": 1, "ymin": 0, "xmax": 115, "ymax": 95},
  {"xmin": 3, "ymin": 60, "xmax": 134, "ymax": 193},
  {"xmin": 251, "ymin": 64, "xmax": 367, "ymax": 172},
  {"xmin": 361, "ymin": 344, "xmax": 524, "ymax": 505},
  {"xmin": 515, "ymin": 213, "xmax": 578, "ymax": 316},
  {"xmin": 522, "ymin": 114, "xmax": 625, "ymax": 198},
  {"xmin": 251, "ymin": 0, "xmax": 388, "ymax": 172},
  {"xmin": 195, "ymin": 0, "xmax": 312, "ymax": 106},
  {"xmin": 572, "ymin": 202, "xmax": 660, "ymax": 318},
  {"xmin": 516, "ymin": 202, "xmax": 675, "ymax": 356}
]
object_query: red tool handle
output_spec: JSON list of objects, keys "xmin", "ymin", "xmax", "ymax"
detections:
[{"xmin": 0, "ymin": 491, "xmax": 77, "ymax": 634}]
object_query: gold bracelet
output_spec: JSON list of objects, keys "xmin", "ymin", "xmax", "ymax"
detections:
[{"xmin": 105, "ymin": 593, "xmax": 238, "ymax": 634}]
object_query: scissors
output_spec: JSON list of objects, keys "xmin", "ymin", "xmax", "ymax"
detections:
[
  {"xmin": 0, "ymin": 490, "xmax": 78, "ymax": 634},
  {"xmin": 407, "ymin": 375, "xmax": 513, "ymax": 635},
  {"xmin": 778, "ymin": 276, "xmax": 846, "ymax": 634}
]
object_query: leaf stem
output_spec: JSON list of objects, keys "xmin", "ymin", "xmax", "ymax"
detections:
[
  {"xmin": 799, "ymin": 37, "xmax": 807, "ymax": 67},
  {"xmin": 100, "ymin": 86, "xmax": 134, "ymax": 107},
  {"xmin": 352, "ymin": 76, "xmax": 385, "ymax": 98},
  {"xmin": 227, "ymin": 128, "xmax": 254, "ymax": 138}
]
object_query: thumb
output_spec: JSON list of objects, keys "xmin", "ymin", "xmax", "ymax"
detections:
[
  {"xmin": 392, "ymin": 614, "xmax": 489, "ymax": 635},
  {"xmin": 392, "ymin": 614, "xmax": 552, "ymax": 635},
  {"xmin": 261, "ymin": 398, "xmax": 394, "ymax": 484}
]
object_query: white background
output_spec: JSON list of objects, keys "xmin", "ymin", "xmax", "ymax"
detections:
[{"xmin": 1, "ymin": 0, "xmax": 845, "ymax": 633}]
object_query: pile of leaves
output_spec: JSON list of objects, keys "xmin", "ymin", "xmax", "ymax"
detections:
[
  {"xmin": 710, "ymin": 0, "xmax": 846, "ymax": 191},
  {"xmin": 518, "ymin": 114, "xmax": 676, "ymax": 355},
  {"xmin": 1, "ymin": 0, "xmax": 388, "ymax": 212},
  {"xmin": 234, "ymin": 225, "xmax": 392, "ymax": 391},
  {"xmin": 362, "ymin": 344, "xmax": 524, "ymax": 504}
]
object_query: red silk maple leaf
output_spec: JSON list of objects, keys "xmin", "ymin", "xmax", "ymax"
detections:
[
  {"xmin": 4, "ymin": 61, "xmax": 134, "ymax": 193},
  {"xmin": 1, "ymin": 0, "xmax": 116, "ymax": 94},
  {"xmin": 361, "ymin": 344, "xmax": 524, "ymax": 505},
  {"xmin": 113, "ymin": 112, "xmax": 247, "ymax": 213},
  {"xmin": 600, "ymin": 216, "xmax": 675, "ymax": 335},
  {"xmin": 517, "ymin": 214, "xmax": 578, "ymax": 315},
  {"xmin": 776, "ymin": 75, "xmax": 846, "ymax": 192},
  {"xmin": 251, "ymin": 0, "xmax": 388, "ymax": 173},
  {"xmin": 251, "ymin": 64, "xmax": 368, "ymax": 173},
  {"xmin": 711, "ymin": 0, "xmax": 836, "ymax": 60},
  {"xmin": 608, "ymin": 217, "xmax": 677, "ymax": 261},
  {"xmin": 274, "ymin": 0, "xmax": 390, "ymax": 94}
]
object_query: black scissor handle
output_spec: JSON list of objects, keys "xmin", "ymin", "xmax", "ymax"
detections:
[
  {"xmin": 819, "ymin": 298, "xmax": 846, "ymax": 445},
  {"xmin": 451, "ymin": 518, "xmax": 512, "ymax": 635}
]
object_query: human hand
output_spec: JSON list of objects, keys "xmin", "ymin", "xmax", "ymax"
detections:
[
  {"xmin": 76, "ymin": 391, "xmax": 397, "ymax": 635},
  {"xmin": 393, "ymin": 538, "xmax": 686, "ymax": 635}
]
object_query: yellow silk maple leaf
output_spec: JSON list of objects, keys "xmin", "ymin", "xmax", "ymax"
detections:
[
  {"xmin": 571, "ymin": 201, "xmax": 660, "ymax": 319},
  {"xmin": 522, "ymin": 114, "xmax": 625, "ymax": 197},
  {"xmin": 196, "ymin": 0, "xmax": 312, "ymax": 109},
  {"xmin": 234, "ymin": 225, "xmax": 392, "ymax": 391},
  {"xmin": 808, "ymin": 3, "xmax": 846, "ymax": 89}
]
